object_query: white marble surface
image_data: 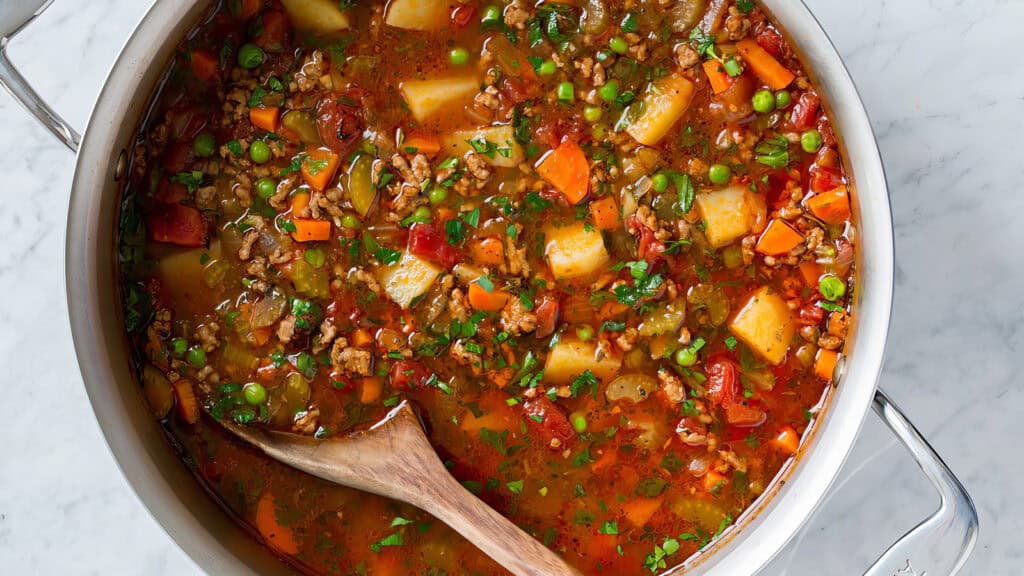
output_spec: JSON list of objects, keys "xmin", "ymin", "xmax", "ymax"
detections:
[{"xmin": 0, "ymin": 0, "xmax": 1019, "ymax": 574}]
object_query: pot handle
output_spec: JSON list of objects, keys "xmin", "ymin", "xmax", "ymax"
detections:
[
  {"xmin": 0, "ymin": 0, "xmax": 80, "ymax": 152},
  {"xmin": 864, "ymin": 388, "xmax": 979, "ymax": 576}
]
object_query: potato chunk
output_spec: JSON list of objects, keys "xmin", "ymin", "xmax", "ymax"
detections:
[
  {"xmin": 280, "ymin": 0, "xmax": 351, "ymax": 32},
  {"xmin": 544, "ymin": 339, "xmax": 622, "ymax": 384},
  {"xmin": 379, "ymin": 252, "xmax": 442, "ymax": 309},
  {"xmin": 385, "ymin": 0, "xmax": 453, "ymax": 31},
  {"xmin": 728, "ymin": 286, "xmax": 796, "ymax": 365},
  {"xmin": 441, "ymin": 125, "xmax": 524, "ymax": 168},
  {"xmin": 625, "ymin": 73, "xmax": 696, "ymax": 146},
  {"xmin": 695, "ymin": 185, "xmax": 767, "ymax": 248},
  {"xmin": 544, "ymin": 222, "xmax": 609, "ymax": 280},
  {"xmin": 400, "ymin": 76, "xmax": 479, "ymax": 122}
]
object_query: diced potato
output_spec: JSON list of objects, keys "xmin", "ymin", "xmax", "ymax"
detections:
[
  {"xmin": 400, "ymin": 76, "xmax": 480, "ymax": 121},
  {"xmin": 695, "ymin": 185, "xmax": 767, "ymax": 248},
  {"xmin": 158, "ymin": 242, "xmax": 222, "ymax": 299},
  {"xmin": 544, "ymin": 222, "xmax": 609, "ymax": 280},
  {"xmin": 440, "ymin": 125, "xmax": 524, "ymax": 168},
  {"xmin": 728, "ymin": 286, "xmax": 796, "ymax": 365},
  {"xmin": 625, "ymin": 73, "xmax": 696, "ymax": 146},
  {"xmin": 544, "ymin": 339, "xmax": 622, "ymax": 384},
  {"xmin": 280, "ymin": 0, "xmax": 351, "ymax": 32},
  {"xmin": 384, "ymin": 0, "xmax": 453, "ymax": 31},
  {"xmin": 379, "ymin": 252, "xmax": 442, "ymax": 309}
]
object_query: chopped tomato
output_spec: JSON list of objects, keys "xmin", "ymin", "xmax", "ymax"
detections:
[
  {"xmin": 627, "ymin": 214, "xmax": 666, "ymax": 265},
  {"xmin": 147, "ymin": 204, "xmax": 207, "ymax": 247},
  {"xmin": 724, "ymin": 403, "xmax": 767, "ymax": 427},
  {"xmin": 533, "ymin": 297, "xmax": 560, "ymax": 339},
  {"xmin": 809, "ymin": 164, "xmax": 845, "ymax": 193},
  {"xmin": 523, "ymin": 397, "xmax": 576, "ymax": 450},
  {"xmin": 253, "ymin": 10, "xmax": 292, "ymax": 53},
  {"xmin": 756, "ymin": 27, "xmax": 787, "ymax": 58},
  {"xmin": 316, "ymin": 92, "xmax": 365, "ymax": 155},
  {"xmin": 388, "ymin": 360, "xmax": 432, "ymax": 391},
  {"xmin": 788, "ymin": 91, "xmax": 820, "ymax": 131},
  {"xmin": 408, "ymin": 222, "xmax": 459, "ymax": 268},
  {"xmin": 154, "ymin": 180, "xmax": 188, "ymax": 204},
  {"xmin": 189, "ymin": 49, "xmax": 220, "ymax": 83},
  {"xmin": 451, "ymin": 4, "xmax": 477, "ymax": 29},
  {"xmin": 705, "ymin": 357, "xmax": 739, "ymax": 406}
]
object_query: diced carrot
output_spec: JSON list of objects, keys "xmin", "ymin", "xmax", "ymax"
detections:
[
  {"xmin": 300, "ymin": 148, "xmax": 341, "ymax": 192},
  {"xmin": 189, "ymin": 50, "xmax": 219, "ymax": 83},
  {"xmin": 291, "ymin": 219, "xmax": 332, "ymax": 242},
  {"xmin": 703, "ymin": 470, "xmax": 728, "ymax": 493},
  {"xmin": 806, "ymin": 187, "xmax": 852, "ymax": 225},
  {"xmin": 814, "ymin": 349, "xmax": 839, "ymax": 381},
  {"xmin": 736, "ymin": 38, "xmax": 796, "ymax": 90},
  {"xmin": 724, "ymin": 403, "xmax": 766, "ymax": 427},
  {"xmin": 536, "ymin": 139, "xmax": 590, "ymax": 204},
  {"xmin": 590, "ymin": 196, "xmax": 620, "ymax": 230},
  {"xmin": 622, "ymin": 498, "xmax": 664, "ymax": 527},
  {"xmin": 798, "ymin": 261, "xmax": 823, "ymax": 287},
  {"xmin": 290, "ymin": 191, "xmax": 310, "ymax": 217},
  {"xmin": 467, "ymin": 281, "xmax": 509, "ymax": 311},
  {"xmin": 469, "ymin": 236, "xmax": 506, "ymax": 266},
  {"xmin": 360, "ymin": 376, "xmax": 384, "ymax": 404},
  {"xmin": 249, "ymin": 106, "xmax": 280, "ymax": 133},
  {"xmin": 351, "ymin": 328, "xmax": 373, "ymax": 348},
  {"xmin": 772, "ymin": 426, "xmax": 800, "ymax": 455},
  {"xmin": 703, "ymin": 60, "xmax": 735, "ymax": 95},
  {"xmin": 172, "ymin": 379, "xmax": 199, "ymax": 425},
  {"xmin": 401, "ymin": 133, "xmax": 442, "ymax": 156},
  {"xmin": 590, "ymin": 448, "xmax": 619, "ymax": 472},
  {"xmin": 252, "ymin": 326, "xmax": 273, "ymax": 346},
  {"xmin": 755, "ymin": 218, "xmax": 805, "ymax": 256},
  {"xmin": 255, "ymin": 492, "xmax": 300, "ymax": 556}
]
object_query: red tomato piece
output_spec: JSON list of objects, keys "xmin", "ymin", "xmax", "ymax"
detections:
[
  {"xmin": 154, "ymin": 180, "xmax": 189, "ymax": 204},
  {"xmin": 533, "ymin": 297, "xmax": 560, "ymax": 339},
  {"xmin": 756, "ymin": 27, "xmax": 787, "ymax": 58},
  {"xmin": 407, "ymin": 222, "xmax": 459, "ymax": 269},
  {"xmin": 451, "ymin": 4, "xmax": 477, "ymax": 29},
  {"xmin": 523, "ymin": 397, "xmax": 576, "ymax": 450},
  {"xmin": 705, "ymin": 358, "xmax": 739, "ymax": 406},
  {"xmin": 626, "ymin": 214, "xmax": 666, "ymax": 265},
  {"xmin": 147, "ymin": 204, "xmax": 207, "ymax": 247},
  {"xmin": 789, "ymin": 92, "xmax": 820, "ymax": 131},
  {"xmin": 388, "ymin": 360, "xmax": 432, "ymax": 391},
  {"xmin": 724, "ymin": 403, "xmax": 767, "ymax": 427},
  {"xmin": 316, "ymin": 92, "xmax": 366, "ymax": 155},
  {"xmin": 253, "ymin": 10, "xmax": 292, "ymax": 53},
  {"xmin": 809, "ymin": 164, "xmax": 844, "ymax": 193}
]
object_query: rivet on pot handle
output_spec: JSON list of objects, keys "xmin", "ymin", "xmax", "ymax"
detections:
[
  {"xmin": 0, "ymin": 0, "xmax": 80, "ymax": 152},
  {"xmin": 865, "ymin": 388, "xmax": 979, "ymax": 576}
]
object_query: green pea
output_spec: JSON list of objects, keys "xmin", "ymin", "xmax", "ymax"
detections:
[
  {"xmin": 304, "ymin": 248, "xmax": 326, "ymax": 268},
  {"xmin": 255, "ymin": 177, "xmax": 277, "ymax": 199},
  {"xmin": 591, "ymin": 123, "xmax": 607, "ymax": 140},
  {"xmin": 449, "ymin": 47, "xmax": 470, "ymax": 66},
  {"xmin": 249, "ymin": 140, "xmax": 271, "ymax": 164},
  {"xmin": 651, "ymin": 173, "xmax": 669, "ymax": 192},
  {"xmin": 537, "ymin": 60, "xmax": 556, "ymax": 76},
  {"xmin": 341, "ymin": 214, "xmax": 361, "ymax": 229},
  {"xmin": 570, "ymin": 412, "xmax": 588, "ymax": 434},
  {"xmin": 801, "ymin": 129, "xmax": 823, "ymax": 153},
  {"xmin": 675, "ymin": 346, "xmax": 698, "ymax": 367},
  {"xmin": 752, "ymin": 90, "xmax": 775, "ymax": 114},
  {"xmin": 598, "ymin": 80, "xmax": 620, "ymax": 102},
  {"xmin": 243, "ymin": 382, "xmax": 268, "ymax": 406},
  {"xmin": 186, "ymin": 346, "xmax": 207, "ymax": 368},
  {"xmin": 481, "ymin": 5, "xmax": 501, "ymax": 26},
  {"xmin": 193, "ymin": 133, "xmax": 216, "ymax": 158},
  {"xmin": 774, "ymin": 90, "xmax": 792, "ymax": 109},
  {"xmin": 237, "ymin": 43, "xmax": 264, "ymax": 69},
  {"xmin": 708, "ymin": 163, "xmax": 731, "ymax": 185},
  {"xmin": 556, "ymin": 81, "xmax": 575, "ymax": 102},
  {"xmin": 171, "ymin": 338, "xmax": 188, "ymax": 357},
  {"xmin": 413, "ymin": 205, "xmax": 432, "ymax": 223},
  {"xmin": 576, "ymin": 325, "xmax": 595, "ymax": 341},
  {"xmin": 609, "ymin": 36, "xmax": 629, "ymax": 54},
  {"xmin": 819, "ymin": 275, "xmax": 846, "ymax": 301},
  {"xmin": 429, "ymin": 186, "xmax": 448, "ymax": 205},
  {"xmin": 583, "ymin": 105, "xmax": 602, "ymax": 123}
]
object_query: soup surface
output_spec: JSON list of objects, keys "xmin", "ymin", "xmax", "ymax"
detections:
[{"xmin": 120, "ymin": 0, "xmax": 856, "ymax": 574}]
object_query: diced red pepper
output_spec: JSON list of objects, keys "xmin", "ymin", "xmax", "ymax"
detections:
[
  {"xmin": 408, "ymin": 222, "xmax": 460, "ymax": 269},
  {"xmin": 523, "ymin": 397, "xmax": 576, "ymax": 450},
  {"xmin": 147, "ymin": 204, "xmax": 207, "ymax": 247}
]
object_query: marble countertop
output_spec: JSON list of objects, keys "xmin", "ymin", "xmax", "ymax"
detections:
[{"xmin": 0, "ymin": 0, "xmax": 1019, "ymax": 574}]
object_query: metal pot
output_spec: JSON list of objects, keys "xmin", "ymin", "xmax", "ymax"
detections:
[{"xmin": 0, "ymin": 1, "xmax": 979, "ymax": 574}]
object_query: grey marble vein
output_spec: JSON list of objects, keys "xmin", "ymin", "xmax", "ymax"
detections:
[{"xmin": 0, "ymin": 0, "xmax": 1019, "ymax": 574}]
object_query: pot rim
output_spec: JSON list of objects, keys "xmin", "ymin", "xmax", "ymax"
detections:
[{"xmin": 64, "ymin": 1, "xmax": 894, "ymax": 574}]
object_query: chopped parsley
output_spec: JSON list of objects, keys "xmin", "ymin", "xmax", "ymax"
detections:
[
  {"xmin": 170, "ymin": 170, "xmax": 204, "ymax": 193},
  {"xmin": 361, "ymin": 232, "xmax": 401, "ymax": 265},
  {"xmin": 755, "ymin": 134, "xmax": 791, "ymax": 169}
]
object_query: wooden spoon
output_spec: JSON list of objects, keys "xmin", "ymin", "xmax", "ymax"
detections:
[{"xmin": 215, "ymin": 400, "xmax": 581, "ymax": 576}]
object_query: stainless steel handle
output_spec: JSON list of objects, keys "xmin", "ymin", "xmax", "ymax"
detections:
[
  {"xmin": 0, "ymin": 0, "xmax": 80, "ymax": 152},
  {"xmin": 864, "ymin": 388, "xmax": 979, "ymax": 576}
]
